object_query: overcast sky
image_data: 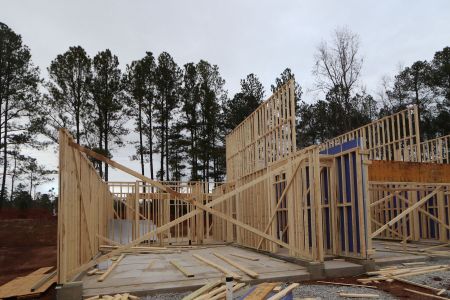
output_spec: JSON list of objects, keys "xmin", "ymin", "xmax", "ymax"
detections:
[{"xmin": 2, "ymin": 0, "xmax": 449, "ymax": 192}]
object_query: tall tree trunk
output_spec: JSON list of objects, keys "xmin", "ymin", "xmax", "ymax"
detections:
[
  {"xmin": 98, "ymin": 123, "xmax": 103, "ymax": 178},
  {"xmin": 9, "ymin": 152, "xmax": 16, "ymax": 202},
  {"xmin": 138, "ymin": 100, "xmax": 144, "ymax": 175},
  {"xmin": 165, "ymin": 115, "xmax": 169, "ymax": 181},
  {"xmin": 0, "ymin": 97, "xmax": 9, "ymax": 208},
  {"xmin": 75, "ymin": 104, "xmax": 80, "ymax": 144},
  {"xmin": 149, "ymin": 112, "xmax": 154, "ymax": 180},
  {"xmin": 104, "ymin": 115, "xmax": 109, "ymax": 181}
]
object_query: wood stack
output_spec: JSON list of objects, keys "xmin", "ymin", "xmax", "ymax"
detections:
[
  {"xmin": 357, "ymin": 264, "xmax": 448, "ymax": 296},
  {"xmin": 182, "ymin": 280, "xmax": 246, "ymax": 300}
]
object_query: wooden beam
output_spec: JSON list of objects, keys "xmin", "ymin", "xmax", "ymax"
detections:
[
  {"xmin": 182, "ymin": 280, "xmax": 222, "ymax": 300},
  {"xmin": 267, "ymin": 283, "xmax": 299, "ymax": 300},
  {"xmin": 371, "ymin": 187, "xmax": 442, "ymax": 238},
  {"xmin": 212, "ymin": 252, "xmax": 258, "ymax": 278},
  {"xmin": 170, "ymin": 260, "xmax": 194, "ymax": 278},
  {"xmin": 192, "ymin": 254, "xmax": 241, "ymax": 279},
  {"xmin": 98, "ymin": 254, "xmax": 125, "ymax": 282}
]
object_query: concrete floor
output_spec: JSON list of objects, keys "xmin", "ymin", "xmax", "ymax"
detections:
[
  {"xmin": 370, "ymin": 239, "xmax": 446, "ymax": 266},
  {"xmin": 82, "ymin": 245, "xmax": 310, "ymax": 297}
]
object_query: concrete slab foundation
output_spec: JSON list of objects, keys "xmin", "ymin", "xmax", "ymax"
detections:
[{"xmin": 81, "ymin": 245, "xmax": 310, "ymax": 297}]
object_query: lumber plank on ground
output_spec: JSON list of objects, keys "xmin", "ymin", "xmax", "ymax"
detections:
[
  {"xmin": 182, "ymin": 279, "xmax": 222, "ymax": 300},
  {"xmin": 213, "ymin": 252, "xmax": 259, "ymax": 278},
  {"xmin": 316, "ymin": 281, "xmax": 377, "ymax": 289},
  {"xmin": 195, "ymin": 285, "xmax": 227, "ymax": 300},
  {"xmin": 393, "ymin": 277, "xmax": 445, "ymax": 294},
  {"xmin": 98, "ymin": 254, "xmax": 125, "ymax": 282},
  {"xmin": 404, "ymin": 288, "xmax": 449, "ymax": 299},
  {"xmin": 209, "ymin": 283, "xmax": 246, "ymax": 300},
  {"xmin": 338, "ymin": 292, "xmax": 379, "ymax": 298},
  {"xmin": 87, "ymin": 268, "xmax": 99, "ymax": 276},
  {"xmin": 244, "ymin": 282, "xmax": 279, "ymax": 300},
  {"xmin": 267, "ymin": 283, "xmax": 300, "ymax": 300},
  {"xmin": 192, "ymin": 254, "xmax": 241, "ymax": 279},
  {"xmin": 0, "ymin": 267, "xmax": 56, "ymax": 299},
  {"xmin": 30, "ymin": 270, "xmax": 57, "ymax": 292},
  {"xmin": 170, "ymin": 260, "xmax": 194, "ymax": 277}
]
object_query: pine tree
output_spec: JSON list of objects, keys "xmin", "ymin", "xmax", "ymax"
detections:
[
  {"xmin": 124, "ymin": 52, "xmax": 156, "ymax": 177},
  {"xmin": 42, "ymin": 46, "xmax": 92, "ymax": 144},
  {"xmin": 90, "ymin": 49, "xmax": 128, "ymax": 180},
  {"xmin": 0, "ymin": 23, "xmax": 40, "ymax": 208},
  {"xmin": 153, "ymin": 52, "xmax": 182, "ymax": 181}
]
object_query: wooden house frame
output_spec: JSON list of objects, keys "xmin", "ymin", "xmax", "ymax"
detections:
[{"xmin": 56, "ymin": 80, "xmax": 450, "ymax": 285}]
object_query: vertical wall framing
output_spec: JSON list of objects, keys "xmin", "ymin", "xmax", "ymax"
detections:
[
  {"xmin": 57, "ymin": 129, "xmax": 114, "ymax": 284},
  {"xmin": 106, "ymin": 181, "xmax": 219, "ymax": 246},
  {"xmin": 420, "ymin": 134, "xmax": 450, "ymax": 164},
  {"xmin": 226, "ymin": 80, "xmax": 297, "ymax": 181},
  {"xmin": 320, "ymin": 106, "xmax": 421, "ymax": 162},
  {"xmin": 212, "ymin": 146, "xmax": 372, "ymax": 261}
]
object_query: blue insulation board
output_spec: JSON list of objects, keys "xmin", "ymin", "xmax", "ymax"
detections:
[{"xmin": 322, "ymin": 138, "xmax": 363, "ymax": 254}]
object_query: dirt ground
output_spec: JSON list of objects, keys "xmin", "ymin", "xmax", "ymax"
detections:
[{"xmin": 0, "ymin": 208, "xmax": 57, "ymax": 299}]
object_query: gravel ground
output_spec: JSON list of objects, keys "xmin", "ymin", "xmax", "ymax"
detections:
[
  {"xmin": 399, "ymin": 258, "xmax": 450, "ymax": 296},
  {"xmin": 141, "ymin": 283, "xmax": 397, "ymax": 299},
  {"xmin": 292, "ymin": 284, "xmax": 397, "ymax": 299},
  {"xmin": 137, "ymin": 259, "xmax": 450, "ymax": 300}
]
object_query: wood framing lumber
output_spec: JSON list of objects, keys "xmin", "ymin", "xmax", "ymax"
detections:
[
  {"xmin": 316, "ymin": 281, "xmax": 377, "ymax": 289},
  {"xmin": 97, "ymin": 234, "xmax": 121, "ymax": 246},
  {"xmin": 212, "ymin": 252, "xmax": 259, "ymax": 278},
  {"xmin": 170, "ymin": 260, "xmax": 194, "ymax": 278},
  {"xmin": 209, "ymin": 283, "xmax": 246, "ymax": 300},
  {"xmin": 244, "ymin": 282, "xmax": 279, "ymax": 300},
  {"xmin": 66, "ymin": 140, "xmax": 306, "ymax": 280},
  {"xmin": 87, "ymin": 268, "xmax": 99, "ymax": 276},
  {"xmin": 338, "ymin": 293, "xmax": 379, "ymax": 298},
  {"xmin": 420, "ymin": 243, "xmax": 450, "ymax": 252},
  {"xmin": 404, "ymin": 288, "xmax": 449, "ymax": 299},
  {"xmin": 192, "ymin": 254, "xmax": 241, "ymax": 279},
  {"xmin": 371, "ymin": 187, "xmax": 442, "ymax": 238},
  {"xmin": 256, "ymin": 156, "xmax": 305, "ymax": 249},
  {"xmin": 267, "ymin": 283, "xmax": 300, "ymax": 300},
  {"xmin": 393, "ymin": 277, "xmax": 445, "ymax": 294},
  {"xmin": 195, "ymin": 285, "xmax": 227, "ymax": 300},
  {"xmin": 85, "ymin": 296, "xmax": 100, "ymax": 300},
  {"xmin": 182, "ymin": 279, "xmax": 222, "ymax": 300},
  {"xmin": 98, "ymin": 254, "xmax": 125, "ymax": 282},
  {"xmin": 69, "ymin": 141, "xmax": 187, "ymax": 199},
  {"xmin": 229, "ymin": 253, "xmax": 259, "ymax": 261},
  {"xmin": 30, "ymin": 270, "xmax": 57, "ymax": 292}
]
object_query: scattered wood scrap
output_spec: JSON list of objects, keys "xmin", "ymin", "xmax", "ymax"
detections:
[
  {"xmin": 85, "ymin": 294, "xmax": 139, "ymax": 300},
  {"xmin": 195, "ymin": 282, "xmax": 245, "ymax": 300},
  {"xmin": 338, "ymin": 292, "xmax": 379, "ymax": 298},
  {"xmin": 182, "ymin": 279, "xmax": 222, "ymax": 300},
  {"xmin": 0, "ymin": 267, "xmax": 56, "ymax": 299},
  {"xmin": 316, "ymin": 281, "xmax": 377, "ymax": 289},
  {"xmin": 404, "ymin": 288, "xmax": 449, "ymax": 300},
  {"xmin": 244, "ymin": 282, "xmax": 279, "ymax": 299},
  {"xmin": 98, "ymin": 254, "xmax": 125, "ymax": 282},
  {"xmin": 358, "ymin": 264, "xmax": 450, "ymax": 283},
  {"xmin": 99, "ymin": 244, "xmax": 173, "ymax": 254},
  {"xmin": 170, "ymin": 260, "xmax": 194, "ymax": 277},
  {"xmin": 192, "ymin": 253, "xmax": 241, "ymax": 279},
  {"xmin": 212, "ymin": 252, "xmax": 259, "ymax": 278},
  {"xmin": 267, "ymin": 283, "xmax": 300, "ymax": 300}
]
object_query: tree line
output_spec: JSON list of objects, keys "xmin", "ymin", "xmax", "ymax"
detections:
[{"xmin": 1, "ymin": 23, "xmax": 449, "ymax": 210}]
